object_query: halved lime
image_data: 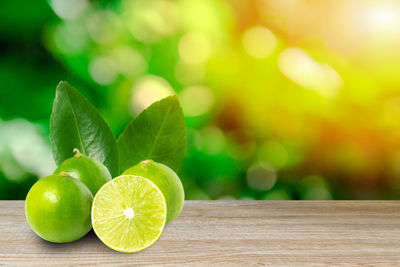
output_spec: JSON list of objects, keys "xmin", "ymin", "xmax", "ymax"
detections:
[{"xmin": 91, "ymin": 175, "xmax": 167, "ymax": 253}]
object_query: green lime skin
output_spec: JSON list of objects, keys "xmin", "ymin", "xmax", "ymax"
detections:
[
  {"xmin": 54, "ymin": 153, "xmax": 112, "ymax": 196},
  {"xmin": 123, "ymin": 160, "xmax": 184, "ymax": 223},
  {"xmin": 25, "ymin": 173, "xmax": 93, "ymax": 243}
]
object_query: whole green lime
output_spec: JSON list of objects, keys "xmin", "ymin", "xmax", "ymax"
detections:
[
  {"xmin": 25, "ymin": 173, "xmax": 93, "ymax": 243},
  {"xmin": 123, "ymin": 160, "xmax": 184, "ymax": 223},
  {"xmin": 54, "ymin": 150, "xmax": 112, "ymax": 195}
]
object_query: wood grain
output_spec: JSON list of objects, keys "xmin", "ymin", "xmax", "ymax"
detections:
[{"xmin": 1, "ymin": 201, "xmax": 400, "ymax": 266}]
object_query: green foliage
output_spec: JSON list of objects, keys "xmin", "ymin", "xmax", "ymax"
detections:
[
  {"xmin": 118, "ymin": 96, "xmax": 187, "ymax": 173},
  {"xmin": 50, "ymin": 82, "xmax": 187, "ymax": 179},
  {"xmin": 0, "ymin": 0, "xmax": 52, "ymax": 40},
  {"xmin": 50, "ymin": 81, "xmax": 119, "ymax": 176}
]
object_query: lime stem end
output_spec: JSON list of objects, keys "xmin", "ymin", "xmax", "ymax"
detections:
[{"xmin": 73, "ymin": 148, "xmax": 83, "ymax": 158}]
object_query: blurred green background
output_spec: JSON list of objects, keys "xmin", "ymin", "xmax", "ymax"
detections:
[{"xmin": 2, "ymin": 0, "xmax": 400, "ymax": 200}]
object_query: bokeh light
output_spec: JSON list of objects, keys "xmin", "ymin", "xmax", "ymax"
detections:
[
  {"xmin": 179, "ymin": 86, "xmax": 215, "ymax": 117},
  {"xmin": 0, "ymin": 120, "xmax": 55, "ymax": 182},
  {"xmin": 86, "ymin": 11, "xmax": 122, "ymax": 45},
  {"xmin": 111, "ymin": 46, "xmax": 147, "ymax": 78},
  {"xmin": 179, "ymin": 32, "xmax": 212, "ymax": 64},
  {"xmin": 50, "ymin": 0, "xmax": 88, "ymax": 20},
  {"xmin": 130, "ymin": 75, "xmax": 175, "ymax": 114},
  {"xmin": 278, "ymin": 48, "xmax": 343, "ymax": 98},
  {"xmin": 242, "ymin": 26, "xmax": 277, "ymax": 59},
  {"xmin": 246, "ymin": 162, "xmax": 277, "ymax": 191},
  {"xmin": 89, "ymin": 56, "xmax": 118, "ymax": 85}
]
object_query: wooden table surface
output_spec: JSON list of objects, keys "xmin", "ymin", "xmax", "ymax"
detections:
[{"xmin": 1, "ymin": 200, "xmax": 400, "ymax": 266}]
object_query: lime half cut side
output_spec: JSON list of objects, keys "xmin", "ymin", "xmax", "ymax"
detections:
[{"xmin": 92, "ymin": 175, "xmax": 167, "ymax": 253}]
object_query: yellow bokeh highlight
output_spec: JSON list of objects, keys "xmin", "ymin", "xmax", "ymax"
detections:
[{"xmin": 278, "ymin": 48, "xmax": 343, "ymax": 98}]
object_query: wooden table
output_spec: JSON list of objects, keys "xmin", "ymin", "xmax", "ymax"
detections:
[{"xmin": 1, "ymin": 201, "xmax": 400, "ymax": 266}]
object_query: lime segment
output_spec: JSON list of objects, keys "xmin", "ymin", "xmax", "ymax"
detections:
[{"xmin": 91, "ymin": 175, "xmax": 167, "ymax": 253}]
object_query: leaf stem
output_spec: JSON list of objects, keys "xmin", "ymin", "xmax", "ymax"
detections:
[{"xmin": 73, "ymin": 148, "xmax": 83, "ymax": 158}]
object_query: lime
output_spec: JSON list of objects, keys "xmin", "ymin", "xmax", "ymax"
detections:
[
  {"xmin": 123, "ymin": 160, "xmax": 184, "ymax": 223},
  {"xmin": 91, "ymin": 175, "xmax": 167, "ymax": 253},
  {"xmin": 25, "ymin": 173, "xmax": 93, "ymax": 243},
  {"xmin": 54, "ymin": 149, "xmax": 112, "ymax": 195}
]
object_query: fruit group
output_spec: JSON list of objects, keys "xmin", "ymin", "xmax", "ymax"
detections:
[
  {"xmin": 25, "ymin": 173, "xmax": 93, "ymax": 243},
  {"xmin": 123, "ymin": 160, "xmax": 184, "ymax": 223},
  {"xmin": 54, "ymin": 149, "xmax": 112, "ymax": 195},
  {"xmin": 92, "ymin": 175, "xmax": 167, "ymax": 253}
]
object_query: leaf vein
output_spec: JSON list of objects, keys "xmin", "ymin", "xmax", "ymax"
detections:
[
  {"xmin": 146, "ymin": 102, "xmax": 174, "ymax": 159},
  {"xmin": 65, "ymin": 88, "xmax": 87, "ymax": 155}
]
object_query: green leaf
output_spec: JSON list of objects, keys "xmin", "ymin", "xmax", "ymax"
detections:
[
  {"xmin": 118, "ymin": 96, "xmax": 187, "ymax": 173},
  {"xmin": 50, "ymin": 81, "xmax": 119, "ymax": 176}
]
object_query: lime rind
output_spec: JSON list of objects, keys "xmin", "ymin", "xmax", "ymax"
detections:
[{"xmin": 91, "ymin": 175, "xmax": 167, "ymax": 253}]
